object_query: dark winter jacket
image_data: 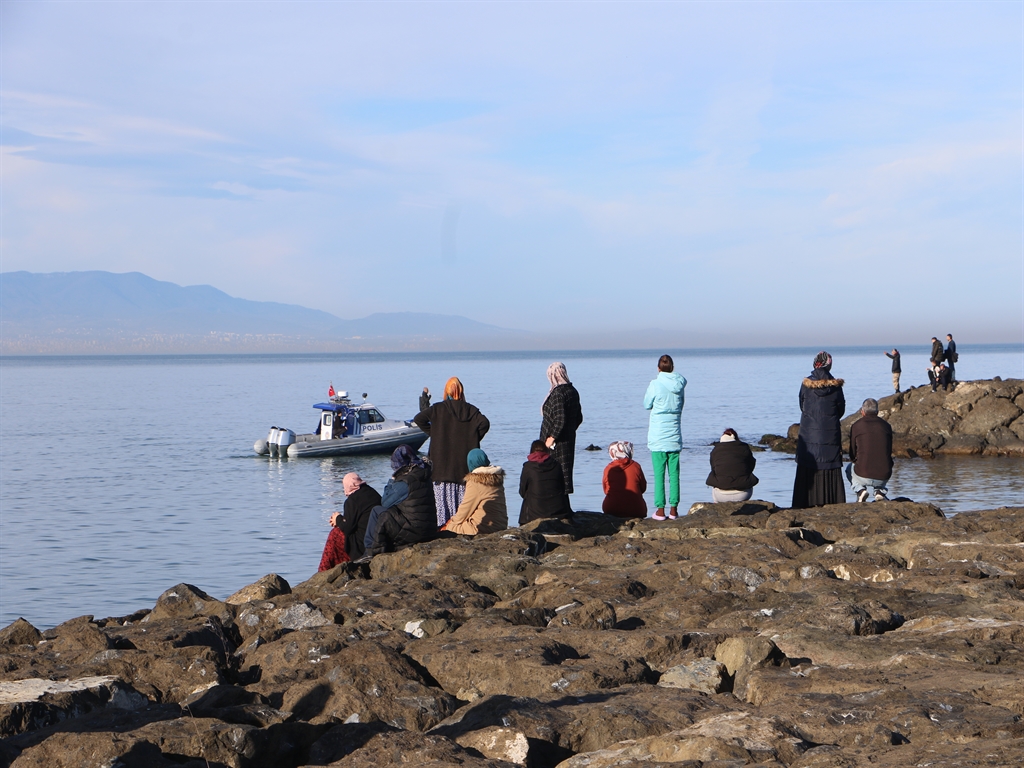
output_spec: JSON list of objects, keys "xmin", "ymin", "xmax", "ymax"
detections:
[
  {"xmin": 945, "ymin": 340, "xmax": 957, "ymax": 364},
  {"xmin": 414, "ymin": 399, "xmax": 490, "ymax": 483},
  {"xmin": 336, "ymin": 483, "xmax": 381, "ymax": 561},
  {"xmin": 363, "ymin": 478, "xmax": 410, "ymax": 551},
  {"xmin": 849, "ymin": 413, "xmax": 893, "ymax": 482},
  {"xmin": 518, "ymin": 455, "xmax": 572, "ymax": 525},
  {"xmin": 931, "ymin": 339, "xmax": 945, "ymax": 365},
  {"xmin": 419, "ymin": 392, "xmax": 431, "ymax": 412},
  {"xmin": 885, "ymin": 351, "xmax": 901, "ymax": 373},
  {"xmin": 540, "ymin": 383, "xmax": 584, "ymax": 494},
  {"xmin": 796, "ymin": 370, "xmax": 846, "ymax": 471},
  {"xmin": 706, "ymin": 440, "xmax": 759, "ymax": 491},
  {"xmin": 368, "ymin": 464, "xmax": 437, "ymax": 555}
]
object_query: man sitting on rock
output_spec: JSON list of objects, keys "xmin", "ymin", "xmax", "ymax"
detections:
[{"xmin": 846, "ymin": 398, "xmax": 893, "ymax": 503}]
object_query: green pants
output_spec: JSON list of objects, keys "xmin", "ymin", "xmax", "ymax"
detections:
[{"xmin": 651, "ymin": 451, "xmax": 680, "ymax": 508}]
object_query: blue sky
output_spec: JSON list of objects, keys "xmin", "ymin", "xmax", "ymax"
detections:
[{"xmin": 2, "ymin": 1, "xmax": 1021, "ymax": 345}]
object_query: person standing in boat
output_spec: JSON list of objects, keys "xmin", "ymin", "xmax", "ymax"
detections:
[
  {"xmin": 644, "ymin": 354, "xmax": 686, "ymax": 520},
  {"xmin": 414, "ymin": 377, "xmax": 490, "ymax": 527},
  {"xmin": 419, "ymin": 387, "xmax": 431, "ymax": 413},
  {"xmin": 540, "ymin": 362, "xmax": 584, "ymax": 500},
  {"xmin": 791, "ymin": 351, "xmax": 847, "ymax": 508}
]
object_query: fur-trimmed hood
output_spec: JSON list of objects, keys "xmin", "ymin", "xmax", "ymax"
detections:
[
  {"xmin": 464, "ymin": 466, "xmax": 505, "ymax": 486},
  {"xmin": 802, "ymin": 376, "xmax": 844, "ymax": 389}
]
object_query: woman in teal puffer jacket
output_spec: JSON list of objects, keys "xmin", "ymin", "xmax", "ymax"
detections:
[{"xmin": 643, "ymin": 354, "xmax": 687, "ymax": 519}]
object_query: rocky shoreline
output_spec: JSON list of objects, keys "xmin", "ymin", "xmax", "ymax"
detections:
[
  {"xmin": 761, "ymin": 377, "xmax": 1024, "ymax": 458},
  {"xmin": 2, "ymin": 499, "xmax": 1023, "ymax": 767}
]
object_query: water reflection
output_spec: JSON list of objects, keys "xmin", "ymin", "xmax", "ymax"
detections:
[{"xmin": 889, "ymin": 456, "xmax": 1024, "ymax": 514}]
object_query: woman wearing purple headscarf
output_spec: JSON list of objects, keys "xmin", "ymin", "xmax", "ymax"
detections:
[
  {"xmin": 792, "ymin": 351, "xmax": 847, "ymax": 508},
  {"xmin": 540, "ymin": 362, "xmax": 584, "ymax": 497}
]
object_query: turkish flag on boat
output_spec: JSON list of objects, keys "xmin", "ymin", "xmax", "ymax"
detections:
[{"xmin": 328, "ymin": 383, "xmax": 335, "ymax": 397}]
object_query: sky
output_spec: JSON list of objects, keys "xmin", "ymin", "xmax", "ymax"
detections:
[{"xmin": 1, "ymin": 1, "xmax": 1022, "ymax": 346}]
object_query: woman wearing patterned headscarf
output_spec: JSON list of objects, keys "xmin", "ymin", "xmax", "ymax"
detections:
[
  {"xmin": 602, "ymin": 441, "xmax": 647, "ymax": 519},
  {"xmin": 540, "ymin": 362, "xmax": 584, "ymax": 498},
  {"xmin": 414, "ymin": 376, "xmax": 490, "ymax": 527},
  {"xmin": 792, "ymin": 351, "xmax": 847, "ymax": 508}
]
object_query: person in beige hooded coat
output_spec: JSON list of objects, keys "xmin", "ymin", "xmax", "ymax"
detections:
[{"xmin": 445, "ymin": 449, "xmax": 508, "ymax": 535}]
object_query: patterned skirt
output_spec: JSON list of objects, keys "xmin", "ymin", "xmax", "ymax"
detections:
[{"xmin": 433, "ymin": 482, "xmax": 466, "ymax": 527}]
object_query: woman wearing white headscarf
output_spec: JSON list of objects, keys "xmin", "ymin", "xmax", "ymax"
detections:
[
  {"xmin": 602, "ymin": 441, "xmax": 647, "ymax": 518},
  {"xmin": 540, "ymin": 362, "xmax": 584, "ymax": 496}
]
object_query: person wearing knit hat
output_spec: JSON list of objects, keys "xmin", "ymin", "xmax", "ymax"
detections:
[
  {"xmin": 792, "ymin": 351, "xmax": 847, "ymax": 508},
  {"xmin": 414, "ymin": 376, "xmax": 491, "ymax": 527},
  {"xmin": 319, "ymin": 472, "xmax": 381, "ymax": 570},
  {"xmin": 539, "ymin": 362, "xmax": 584, "ymax": 498},
  {"xmin": 706, "ymin": 429, "xmax": 759, "ymax": 503},
  {"xmin": 602, "ymin": 441, "xmax": 647, "ymax": 519},
  {"xmin": 445, "ymin": 448, "xmax": 508, "ymax": 536}
]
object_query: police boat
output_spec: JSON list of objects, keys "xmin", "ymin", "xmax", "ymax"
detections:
[{"xmin": 254, "ymin": 391, "xmax": 428, "ymax": 458}]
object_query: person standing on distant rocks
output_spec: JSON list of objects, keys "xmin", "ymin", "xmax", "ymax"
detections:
[
  {"xmin": 792, "ymin": 351, "xmax": 846, "ymax": 509},
  {"xmin": 419, "ymin": 387, "xmax": 431, "ymax": 413},
  {"xmin": 944, "ymin": 334, "xmax": 957, "ymax": 382},
  {"xmin": 885, "ymin": 349, "xmax": 901, "ymax": 393},
  {"xmin": 540, "ymin": 362, "xmax": 584, "ymax": 500},
  {"xmin": 644, "ymin": 354, "xmax": 686, "ymax": 520},
  {"xmin": 846, "ymin": 399, "xmax": 893, "ymax": 503},
  {"xmin": 930, "ymin": 337, "xmax": 945, "ymax": 366},
  {"xmin": 414, "ymin": 377, "xmax": 490, "ymax": 527}
]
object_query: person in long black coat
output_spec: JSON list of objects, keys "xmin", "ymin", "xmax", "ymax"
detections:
[
  {"xmin": 540, "ymin": 362, "xmax": 584, "ymax": 495},
  {"xmin": 335, "ymin": 473, "xmax": 382, "ymax": 561},
  {"xmin": 413, "ymin": 376, "xmax": 490, "ymax": 527},
  {"xmin": 792, "ymin": 351, "xmax": 847, "ymax": 508},
  {"xmin": 368, "ymin": 462, "xmax": 437, "ymax": 555},
  {"xmin": 518, "ymin": 440, "xmax": 572, "ymax": 525}
]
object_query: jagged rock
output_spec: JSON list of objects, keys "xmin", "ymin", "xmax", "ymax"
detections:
[
  {"xmin": 657, "ymin": 658, "xmax": 727, "ymax": 694},
  {"xmin": 0, "ymin": 676, "xmax": 149, "ymax": 738},
  {"xmin": 226, "ymin": 573, "xmax": 291, "ymax": 605},
  {"xmin": 0, "ymin": 619, "xmax": 42, "ymax": 648},
  {"xmin": 144, "ymin": 583, "xmax": 235, "ymax": 625},
  {"xmin": 307, "ymin": 727, "xmax": 518, "ymax": 766},
  {"xmin": 9, "ymin": 500, "xmax": 1024, "ymax": 766},
  {"xmin": 278, "ymin": 642, "xmax": 458, "ymax": 730}
]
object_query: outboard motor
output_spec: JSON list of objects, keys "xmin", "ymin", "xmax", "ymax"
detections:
[
  {"xmin": 268, "ymin": 427, "xmax": 281, "ymax": 457},
  {"xmin": 277, "ymin": 428, "xmax": 295, "ymax": 456}
]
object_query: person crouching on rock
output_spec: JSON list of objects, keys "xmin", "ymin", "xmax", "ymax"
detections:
[
  {"xmin": 443, "ymin": 448, "xmax": 508, "ymax": 535},
  {"xmin": 846, "ymin": 398, "xmax": 893, "ymax": 503},
  {"xmin": 518, "ymin": 440, "xmax": 572, "ymax": 525},
  {"xmin": 602, "ymin": 441, "xmax": 647, "ymax": 519},
  {"xmin": 706, "ymin": 429, "xmax": 759, "ymax": 503},
  {"xmin": 366, "ymin": 445, "xmax": 436, "ymax": 556}
]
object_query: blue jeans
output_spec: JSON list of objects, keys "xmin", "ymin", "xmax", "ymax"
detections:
[{"xmin": 845, "ymin": 463, "xmax": 888, "ymax": 494}]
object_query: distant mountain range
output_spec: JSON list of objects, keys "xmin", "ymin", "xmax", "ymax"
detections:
[{"xmin": 0, "ymin": 271, "xmax": 526, "ymax": 354}]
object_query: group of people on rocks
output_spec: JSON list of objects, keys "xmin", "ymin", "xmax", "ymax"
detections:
[
  {"xmin": 927, "ymin": 334, "xmax": 957, "ymax": 392},
  {"xmin": 319, "ymin": 344, "xmax": 932, "ymax": 569}
]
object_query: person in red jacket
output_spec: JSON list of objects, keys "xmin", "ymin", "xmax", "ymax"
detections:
[{"xmin": 602, "ymin": 441, "xmax": 648, "ymax": 519}]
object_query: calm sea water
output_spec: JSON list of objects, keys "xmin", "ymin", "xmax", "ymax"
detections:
[{"xmin": 2, "ymin": 345, "xmax": 1022, "ymax": 629}]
